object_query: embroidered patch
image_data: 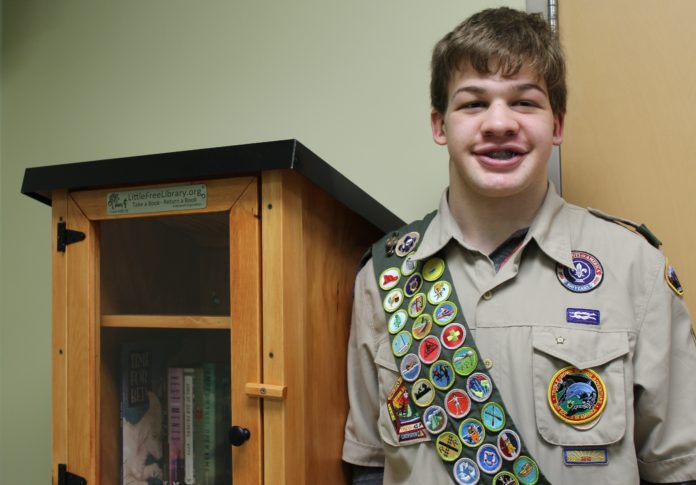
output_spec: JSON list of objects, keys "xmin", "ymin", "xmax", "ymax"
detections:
[
  {"xmin": 383, "ymin": 288, "xmax": 404, "ymax": 313},
  {"xmin": 428, "ymin": 280, "xmax": 452, "ymax": 305},
  {"xmin": 481, "ymin": 402, "xmax": 506, "ymax": 432},
  {"xmin": 665, "ymin": 259, "xmax": 685, "ymax": 296},
  {"xmin": 430, "ymin": 360, "xmax": 455, "ymax": 390},
  {"xmin": 408, "ymin": 293, "xmax": 427, "ymax": 318},
  {"xmin": 513, "ymin": 456, "xmax": 540, "ymax": 484},
  {"xmin": 386, "ymin": 377, "xmax": 428, "ymax": 443},
  {"xmin": 400, "ymin": 353, "xmax": 421, "ymax": 382},
  {"xmin": 562, "ymin": 447, "xmax": 609, "ymax": 466},
  {"xmin": 434, "ymin": 301, "xmax": 458, "ymax": 325},
  {"xmin": 497, "ymin": 429, "xmax": 522, "ymax": 461},
  {"xmin": 441, "ymin": 323, "xmax": 466, "ymax": 349},
  {"xmin": 412, "ymin": 314, "xmax": 433, "ymax": 340},
  {"xmin": 445, "ymin": 389, "xmax": 471, "ymax": 419},
  {"xmin": 556, "ymin": 251, "xmax": 604, "ymax": 293},
  {"xmin": 453, "ymin": 457, "xmax": 480, "ymax": 485},
  {"xmin": 418, "ymin": 335, "xmax": 442, "ymax": 364},
  {"xmin": 436, "ymin": 432, "xmax": 463, "ymax": 462},
  {"xmin": 379, "ymin": 267, "xmax": 401, "ymax": 290},
  {"xmin": 391, "ymin": 331, "xmax": 412, "ymax": 357},
  {"xmin": 467, "ymin": 372, "xmax": 493, "ymax": 403},
  {"xmin": 388, "ymin": 310, "xmax": 408, "ymax": 334},
  {"xmin": 401, "ymin": 252, "xmax": 418, "ymax": 276},
  {"xmin": 423, "ymin": 405, "xmax": 448, "ymax": 434},
  {"xmin": 459, "ymin": 418, "xmax": 485, "ymax": 447},
  {"xmin": 412, "ymin": 378, "xmax": 436, "ymax": 407},
  {"xmin": 566, "ymin": 308, "xmax": 600, "ymax": 325},
  {"xmin": 493, "ymin": 471, "xmax": 519, "ymax": 484},
  {"xmin": 477, "ymin": 443, "xmax": 502, "ymax": 475},
  {"xmin": 453, "ymin": 347, "xmax": 478, "ymax": 376},
  {"xmin": 548, "ymin": 366, "xmax": 607, "ymax": 425},
  {"xmin": 404, "ymin": 272, "xmax": 424, "ymax": 297},
  {"xmin": 423, "ymin": 257, "xmax": 446, "ymax": 281},
  {"xmin": 395, "ymin": 231, "xmax": 420, "ymax": 257}
]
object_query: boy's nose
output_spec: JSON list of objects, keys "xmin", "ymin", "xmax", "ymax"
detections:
[{"xmin": 481, "ymin": 103, "xmax": 519, "ymax": 137}]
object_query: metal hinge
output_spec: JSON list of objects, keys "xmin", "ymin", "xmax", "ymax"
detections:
[
  {"xmin": 58, "ymin": 464, "xmax": 87, "ymax": 485},
  {"xmin": 57, "ymin": 221, "xmax": 85, "ymax": 252}
]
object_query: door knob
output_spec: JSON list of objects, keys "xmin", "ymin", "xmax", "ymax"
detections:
[{"xmin": 229, "ymin": 426, "xmax": 251, "ymax": 446}]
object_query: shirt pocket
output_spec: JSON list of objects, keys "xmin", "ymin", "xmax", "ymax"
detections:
[
  {"xmin": 374, "ymin": 341, "xmax": 430, "ymax": 447},
  {"xmin": 532, "ymin": 326, "xmax": 630, "ymax": 446}
]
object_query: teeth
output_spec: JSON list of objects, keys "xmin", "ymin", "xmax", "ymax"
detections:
[{"xmin": 486, "ymin": 151, "xmax": 517, "ymax": 159}]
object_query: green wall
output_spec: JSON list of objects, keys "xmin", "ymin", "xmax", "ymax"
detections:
[{"xmin": 0, "ymin": 1, "xmax": 524, "ymax": 482}]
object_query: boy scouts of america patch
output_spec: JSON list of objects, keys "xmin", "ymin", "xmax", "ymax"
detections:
[
  {"xmin": 547, "ymin": 367, "xmax": 607, "ymax": 425},
  {"xmin": 556, "ymin": 251, "xmax": 603, "ymax": 293},
  {"xmin": 386, "ymin": 377, "xmax": 428, "ymax": 443},
  {"xmin": 665, "ymin": 258, "xmax": 685, "ymax": 296}
]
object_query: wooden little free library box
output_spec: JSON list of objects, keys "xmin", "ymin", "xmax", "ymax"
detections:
[{"xmin": 22, "ymin": 139, "xmax": 402, "ymax": 485}]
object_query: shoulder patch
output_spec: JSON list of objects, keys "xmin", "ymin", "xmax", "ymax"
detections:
[{"xmin": 588, "ymin": 208, "xmax": 662, "ymax": 249}]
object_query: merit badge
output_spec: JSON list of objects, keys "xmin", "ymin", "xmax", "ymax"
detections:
[
  {"xmin": 436, "ymin": 432, "xmax": 463, "ymax": 462},
  {"xmin": 379, "ymin": 267, "xmax": 401, "ymax": 290},
  {"xmin": 556, "ymin": 251, "xmax": 604, "ymax": 293},
  {"xmin": 386, "ymin": 377, "xmax": 428, "ymax": 443},
  {"xmin": 497, "ymin": 429, "xmax": 522, "ymax": 461},
  {"xmin": 453, "ymin": 347, "xmax": 478, "ymax": 376},
  {"xmin": 423, "ymin": 405, "xmax": 448, "ymax": 434},
  {"xmin": 412, "ymin": 314, "xmax": 433, "ymax": 340},
  {"xmin": 562, "ymin": 447, "xmax": 609, "ymax": 466},
  {"xmin": 548, "ymin": 366, "xmax": 607, "ymax": 426},
  {"xmin": 453, "ymin": 457, "xmax": 480, "ymax": 485},
  {"xmin": 459, "ymin": 418, "xmax": 486, "ymax": 448},
  {"xmin": 566, "ymin": 308, "xmax": 600, "ymax": 325},
  {"xmin": 481, "ymin": 402, "xmax": 505, "ymax": 432},
  {"xmin": 419, "ymin": 335, "xmax": 442, "ymax": 364},
  {"xmin": 388, "ymin": 310, "xmax": 408, "ymax": 334},
  {"xmin": 391, "ymin": 331, "xmax": 412, "ymax": 357},
  {"xmin": 467, "ymin": 372, "xmax": 493, "ymax": 403},
  {"xmin": 513, "ymin": 456, "xmax": 539, "ymax": 485},
  {"xmin": 477, "ymin": 444, "xmax": 502, "ymax": 475},
  {"xmin": 445, "ymin": 389, "xmax": 471, "ymax": 419},
  {"xmin": 408, "ymin": 293, "xmax": 427, "ymax": 318},
  {"xmin": 493, "ymin": 471, "xmax": 519, "ymax": 485},
  {"xmin": 412, "ymin": 378, "xmax": 436, "ymax": 407},
  {"xmin": 666, "ymin": 259, "xmax": 685, "ymax": 296},
  {"xmin": 428, "ymin": 280, "xmax": 452, "ymax": 305},
  {"xmin": 404, "ymin": 272, "xmax": 424, "ymax": 297},
  {"xmin": 395, "ymin": 232, "xmax": 420, "ymax": 257},
  {"xmin": 430, "ymin": 360, "xmax": 455, "ymax": 390},
  {"xmin": 441, "ymin": 323, "xmax": 466, "ymax": 350},
  {"xmin": 423, "ymin": 257, "xmax": 446, "ymax": 281},
  {"xmin": 384, "ymin": 288, "xmax": 404, "ymax": 313},
  {"xmin": 401, "ymin": 253, "xmax": 418, "ymax": 276},
  {"xmin": 400, "ymin": 353, "xmax": 421, "ymax": 382},
  {"xmin": 434, "ymin": 301, "xmax": 458, "ymax": 325}
]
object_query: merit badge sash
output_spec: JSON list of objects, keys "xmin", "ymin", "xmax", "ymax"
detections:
[{"xmin": 373, "ymin": 212, "xmax": 551, "ymax": 485}]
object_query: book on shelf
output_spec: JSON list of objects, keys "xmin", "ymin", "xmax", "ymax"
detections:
[
  {"xmin": 121, "ymin": 342, "xmax": 166, "ymax": 485},
  {"xmin": 183, "ymin": 368, "xmax": 195, "ymax": 485},
  {"xmin": 168, "ymin": 367, "xmax": 185, "ymax": 484}
]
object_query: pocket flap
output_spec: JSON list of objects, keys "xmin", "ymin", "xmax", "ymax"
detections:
[
  {"xmin": 532, "ymin": 327, "xmax": 629, "ymax": 369},
  {"xmin": 374, "ymin": 339, "xmax": 399, "ymax": 372}
]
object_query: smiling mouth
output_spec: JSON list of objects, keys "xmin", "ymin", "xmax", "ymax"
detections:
[{"xmin": 485, "ymin": 150, "xmax": 520, "ymax": 160}]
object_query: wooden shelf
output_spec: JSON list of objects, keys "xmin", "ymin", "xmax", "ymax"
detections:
[{"xmin": 101, "ymin": 314, "xmax": 230, "ymax": 329}]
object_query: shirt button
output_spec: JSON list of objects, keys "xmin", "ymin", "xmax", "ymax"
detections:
[
  {"xmin": 484, "ymin": 358, "xmax": 493, "ymax": 369},
  {"xmin": 482, "ymin": 291, "xmax": 493, "ymax": 300}
]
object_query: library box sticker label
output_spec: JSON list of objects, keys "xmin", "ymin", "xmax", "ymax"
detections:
[{"xmin": 106, "ymin": 184, "xmax": 207, "ymax": 215}]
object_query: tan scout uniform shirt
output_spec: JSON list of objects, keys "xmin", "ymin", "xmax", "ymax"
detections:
[{"xmin": 343, "ymin": 186, "xmax": 696, "ymax": 484}]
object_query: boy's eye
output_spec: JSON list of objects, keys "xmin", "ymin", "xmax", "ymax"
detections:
[
  {"xmin": 460, "ymin": 101, "xmax": 487, "ymax": 110},
  {"xmin": 513, "ymin": 100, "xmax": 539, "ymax": 108}
]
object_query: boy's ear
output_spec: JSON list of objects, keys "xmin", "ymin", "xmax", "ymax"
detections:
[
  {"xmin": 431, "ymin": 110, "xmax": 448, "ymax": 146},
  {"xmin": 553, "ymin": 113, "xmax": 565, "ymax": 145}
]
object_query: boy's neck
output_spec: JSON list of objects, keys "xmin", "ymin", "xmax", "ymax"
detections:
[{"xmin": 447, "ymin": 181, "xmax": 548, "ymax": 255}]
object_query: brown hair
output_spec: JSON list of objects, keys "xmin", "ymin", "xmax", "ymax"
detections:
[{"xmin": 430, "ymin": 7, "xmax": 566, "ymax": 115}]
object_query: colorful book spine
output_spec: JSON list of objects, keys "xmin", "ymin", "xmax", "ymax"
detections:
[
  {"xmin": 183, "ymin": 368, "xmax": 195, "ymax": 485},
  {"xmin": 168, "ymin": 367, "xmax": 185, "ymax": 484},
  {"xmin": 121, "ymin": 342, "xmax": 165, "ymax": 485},
  {"xmin": 202, "ymin": 363, "xmax": 217, "ymax": 484},
  {"xmin": 193, "ymin": 367, "xmax": 205, "ymax": 485}
]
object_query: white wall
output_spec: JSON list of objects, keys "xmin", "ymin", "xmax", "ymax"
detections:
[{"xmin": 0, "ymin": 1, "xmax": 523, "ymax": 482}]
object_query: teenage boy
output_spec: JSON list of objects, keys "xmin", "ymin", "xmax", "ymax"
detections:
[{"xmin": 343, "ymin": 7, "xmax": 696, "ymax": 485}]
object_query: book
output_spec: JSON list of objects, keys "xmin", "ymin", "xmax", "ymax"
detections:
[
  {"xmin": 183, "ymin": 368, "xmax": 195, "ymax": 485},
  {"xmin": 167, "ymin": 367, "xmax": 185, "ymax": 484},
  {"xmin": 201, "ymin": 363, "xmax": 216, "ymax": 484},
  {"xmin": 121, "ymin": 342, "xmax": 165, "ymax": 485}
]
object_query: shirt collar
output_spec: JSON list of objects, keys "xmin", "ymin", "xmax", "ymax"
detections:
[{"xmin": 413, "ymin": 183, "xmax": 574, "ymax": 269}]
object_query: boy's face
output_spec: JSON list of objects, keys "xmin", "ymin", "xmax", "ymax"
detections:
[{"xmin": 431, "ymin": 65, "xmax": 564, "ymax": 202}]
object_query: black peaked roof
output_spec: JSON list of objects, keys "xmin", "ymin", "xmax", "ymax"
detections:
[{"xmin": 21, "ymin": 139, "xmax": 403, "ymax": 233}]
